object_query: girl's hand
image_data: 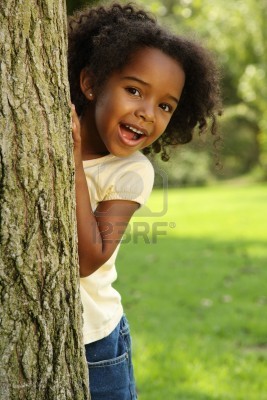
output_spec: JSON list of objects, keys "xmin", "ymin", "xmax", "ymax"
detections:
[
  {"xmin": 71, "ymin": 104, "xmax": 83, "ymax": 166},
  {"xmin": 71, "ymin": 104, "xmax": 81, "ymax": 145}
]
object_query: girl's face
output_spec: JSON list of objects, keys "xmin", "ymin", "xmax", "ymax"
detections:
[{"xmin": 88, "ymin": 47, "xmax": 185, "ymax": 158}]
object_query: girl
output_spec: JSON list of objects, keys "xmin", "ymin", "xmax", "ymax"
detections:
[{"xmin": 68, "ymin": 2, "xmax": 221, "ymax": 399}]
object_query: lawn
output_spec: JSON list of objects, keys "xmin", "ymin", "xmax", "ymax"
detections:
[{"xmin": 115, "ymin": 183, "xmax": 267, "ymax": 400}]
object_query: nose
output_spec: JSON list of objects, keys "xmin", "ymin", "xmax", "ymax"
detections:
[{"xmin": 135, "ymin": 101, "xmax": 155, "ymax": 123}]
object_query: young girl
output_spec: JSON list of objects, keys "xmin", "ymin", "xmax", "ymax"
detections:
[{"xmin": 68, "ymin": 2, "xmax": 221, "ymax": 399}]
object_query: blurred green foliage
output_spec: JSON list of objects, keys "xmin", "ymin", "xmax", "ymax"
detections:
[
  {"xmin": 136, "ymin": 0, "xmax": 267, "ymax": 183},
  {"xmin": 66, "ymin": 0, "xmax": 267, "ymax": 184}
]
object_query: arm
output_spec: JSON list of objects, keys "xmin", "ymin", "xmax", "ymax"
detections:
[{"xmin": 72, "ymin": 106, "xmax": 139, "ymax": 277}]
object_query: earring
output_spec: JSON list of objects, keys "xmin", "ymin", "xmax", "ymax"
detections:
[{"xmin": 88, "ymin": 92, "xmax": 93, "ymax": 99}]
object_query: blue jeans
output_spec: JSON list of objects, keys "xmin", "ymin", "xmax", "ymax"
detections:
[{"xmin": 85, "ymin": 315, "xmax": 137, "ymax": 400}]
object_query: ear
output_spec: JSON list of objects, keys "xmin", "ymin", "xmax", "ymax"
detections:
[{"xmin": 80, "ymin": 68, "xmax": 95, "ymax": 100}]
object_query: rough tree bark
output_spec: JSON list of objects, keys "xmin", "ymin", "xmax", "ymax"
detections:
[{"xmin": 0, "ymin": 1, "xmax": 90, "ymax": 399}]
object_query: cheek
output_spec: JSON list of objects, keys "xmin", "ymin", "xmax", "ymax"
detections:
[
  {"xmin": 98, "ymin": 96, "xmax": 122, "ymax": 123},
  {"xmin": 95, "ymin": 99, "xmax": 113, "ymax": 127}
]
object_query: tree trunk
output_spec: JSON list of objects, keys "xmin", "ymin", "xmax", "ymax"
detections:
[{"xmin": 0, "ymin": 1, "xmax": 90, "ymax": 399}]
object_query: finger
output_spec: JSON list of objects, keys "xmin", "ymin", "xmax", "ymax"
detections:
[
  {"xmin": 71, "ymin": 105, "xmax": 80, "ymax": 129},
  {"xmin": 71, "ymin": 104, "xmax": 78, "ymax": 119}
]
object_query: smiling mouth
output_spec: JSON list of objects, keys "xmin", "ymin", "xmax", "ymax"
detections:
[{"xmin": 120, "ymin": 123, "xmax": 147, "ymax": 142}]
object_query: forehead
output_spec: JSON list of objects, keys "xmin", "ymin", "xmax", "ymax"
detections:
[{"xmin": 119, "ymin": 47, "xmax": 185, "ymax": 94}]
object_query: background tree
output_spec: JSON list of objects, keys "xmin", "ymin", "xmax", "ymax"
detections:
[
  {"xmin": 176, "ymin": 0, "xmax": 267, "ymax": 179},
  {"xmin": 0, "ymin": 1, "xmax": 90, "ymax": 399},
  {"xmin": 135, "ymin": 0, "xmax": 267, "ymax": 183}
]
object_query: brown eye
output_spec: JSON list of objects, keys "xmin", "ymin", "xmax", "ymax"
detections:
[
  {"xmin": 160, "ymin": 103, "xmax": 172, "ymax": 113},
  {"xmin": 126, "ymin": 87, "xmax": 141, "ymax": 96}
]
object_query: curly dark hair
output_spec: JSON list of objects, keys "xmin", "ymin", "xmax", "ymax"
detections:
[{"xmin": 68, "ymin": 2, "xmax": 222, "ymax": 160}]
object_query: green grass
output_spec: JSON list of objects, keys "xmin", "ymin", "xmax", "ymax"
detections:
[{"xmin": 114, "ymin": 183, "xmax": 267, "ymax": 400}]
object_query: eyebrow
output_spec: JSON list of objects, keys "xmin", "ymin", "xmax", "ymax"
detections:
[{"xmin": 122, "ymin": 75, "xmax": 179, "ymax": 104}]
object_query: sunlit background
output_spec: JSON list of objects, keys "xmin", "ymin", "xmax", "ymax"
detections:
[
  {"xmin": 66, "ymin": 1, "xmax": 267, "ymax": 398},
  {"xmin": 67, "ymin": 0, "xmax": 267, "ymax": 185}
]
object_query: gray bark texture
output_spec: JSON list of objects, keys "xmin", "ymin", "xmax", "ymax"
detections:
[{"xmin": 0, "ymin": 1, "xmax": 90, "ymax": 399}]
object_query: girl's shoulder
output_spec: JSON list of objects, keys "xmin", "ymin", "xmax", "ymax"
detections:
[
  {"xmin": 113, "ymin": 151, "xmax": 155, "ymax": 181},
  {"xmin": 103, "ymin": 152, "xmax": 154, "ymax": 205},
  {"xmin": 83, "ymin": 152, "xmax": 155, "ymax": 205},
  {"xmin": 83, "ymin": 151, "xmax": 154, "ymax": 178}
]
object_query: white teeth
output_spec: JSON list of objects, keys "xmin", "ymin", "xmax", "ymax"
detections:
[{"xmin": 125, "ymin": 125, "xmax": 144, "ymax": 135}]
